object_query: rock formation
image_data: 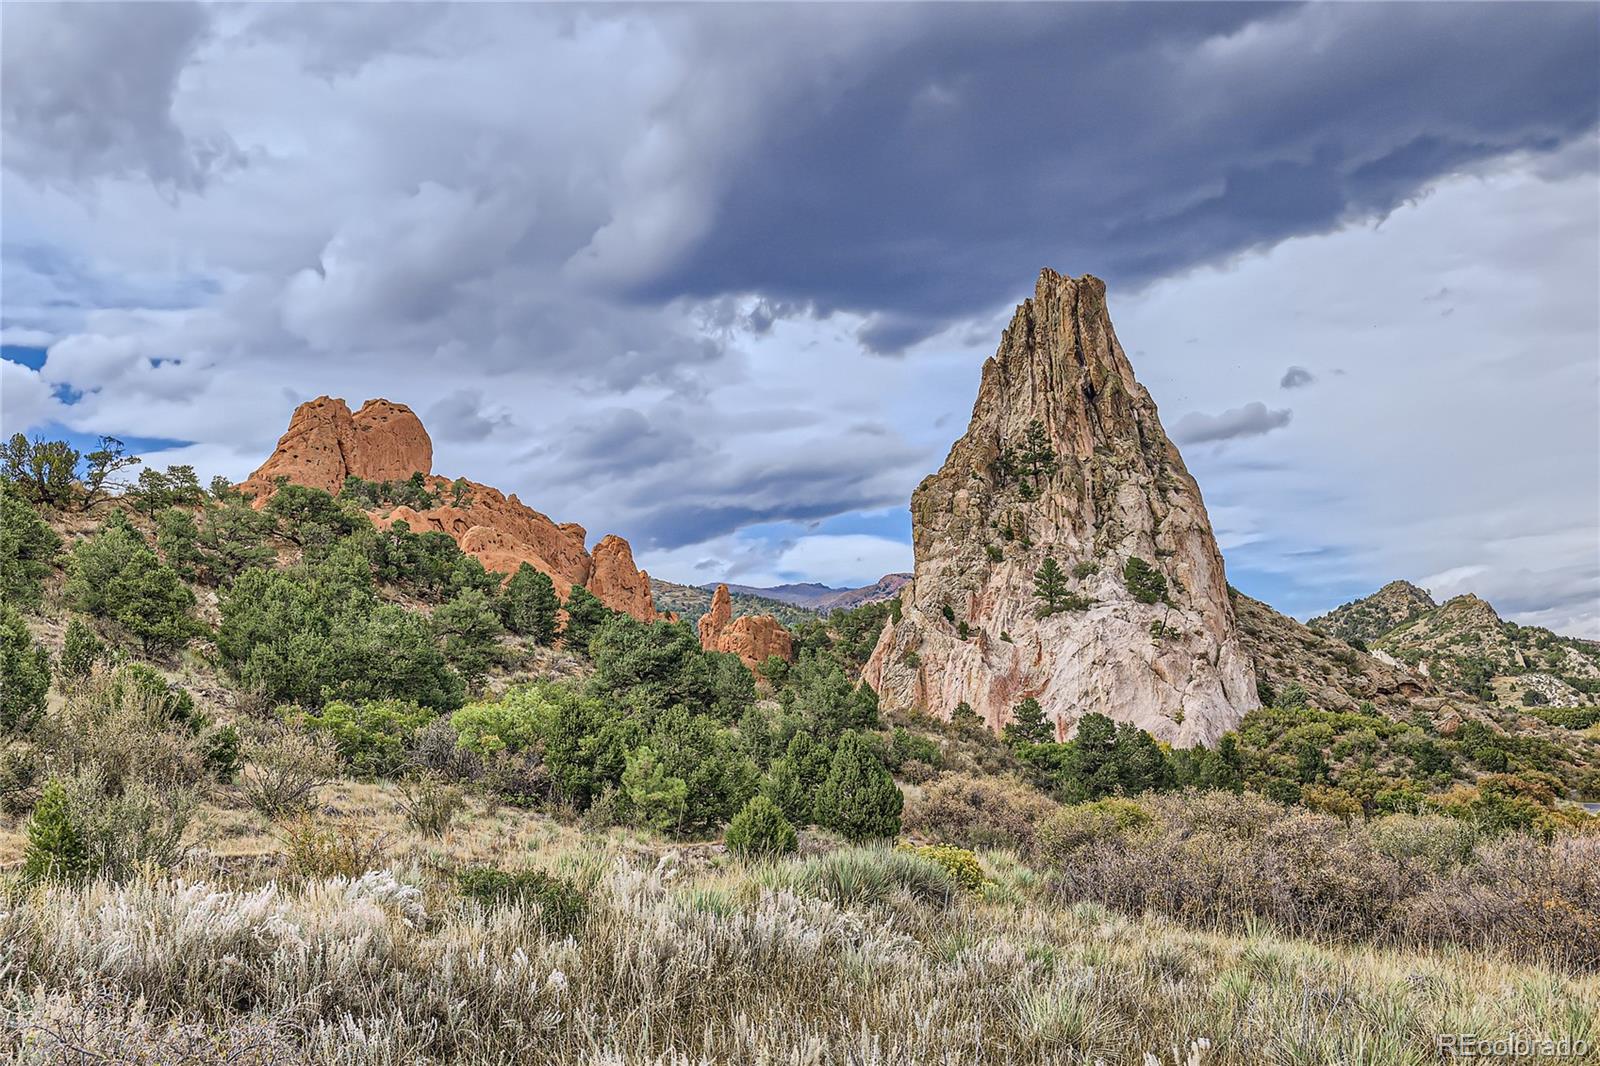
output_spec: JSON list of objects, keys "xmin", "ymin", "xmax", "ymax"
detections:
[
  {"xmin": 698, "ymin": 584, "xmax": 793, "ymax": 669},
  {"xmin": 862, "ymin": 269, "xmax": 1257, "ymax": 746},
  {"xmin": 588, "ymin": 534, "xmax": 660, "ymax": 622},
  {"xmin": 242, "ymin": 396, "xmax": 658, "ymax": 621},
  {"xmin": 240, "ymin": 396, "xmax": 432, "ymax": 499}
]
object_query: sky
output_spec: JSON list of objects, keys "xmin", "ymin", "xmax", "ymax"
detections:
[{"xmin": 2, "ymin": 2, "xmax": 1597, "ymax": 635}]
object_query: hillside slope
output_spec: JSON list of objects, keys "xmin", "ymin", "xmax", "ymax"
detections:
[{"xmin": 1312, "ymin": 583, "xmax": 1600, "ymax": 706}]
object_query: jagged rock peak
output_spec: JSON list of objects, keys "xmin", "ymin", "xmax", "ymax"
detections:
[
  {"xmin": 698, "ymin": 584, "xmax": 793, "ymax": 670},
  {"xmin": 863, "ymin": 268, "xmax": 1257, "ymax": 746},
  {"xmin": 240, "ymin": 395, "xmax": 657, "ymax": 621}
]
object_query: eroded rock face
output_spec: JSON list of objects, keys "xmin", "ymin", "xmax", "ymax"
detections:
[
  {"xmin": 243, "ymin": 396, "xmax": 657, "ymax": 621},
  {"xmin": 862, "ymin": 269, "xmax": 1257, "ymax": 746},
  {"xmin": 698, "ymin": 584, "xmax": 793, "ymax": 669},
  {"xmin": 240, "ymin": 396, "xmax": 433, "ymax": 498},
  {"xmin": 588, "ymin": 534, "xmax": 658, "ymax": 623}
]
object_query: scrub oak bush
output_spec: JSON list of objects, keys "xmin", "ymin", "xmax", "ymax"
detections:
[{"xmin": 903, "ymin": 772, "xmax": 1060, "ymax": 853}]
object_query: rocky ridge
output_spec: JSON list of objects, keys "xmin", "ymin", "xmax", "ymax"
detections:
[
  {"xmin": 1312, "ymin": 582, "xmax": 1600, "ymax": 705},
  {"xmin": 241, "ymin": 396, "xmax": 658, "ymax": 621},
  {"xmin": 697, "ymin": 584, "xmax": 793, "ymax": 669},
  {"xmin": 1308, "ymin": 580, "xmax": 1437, "ymax": 647},
  {"xmin": 1232, "ymin": 590, "xmax": 1428, "ymax": 714},
  {"xmin": 863, "ymin": 269, "xmax": 1257, "ymax": 745},
  {"xmin": 650, "ymin": 579, "xmax": 820, "ymax": 628},
  {"xmin": 716, "ymin": 573, "xmax": 913, "ymax": 615}
]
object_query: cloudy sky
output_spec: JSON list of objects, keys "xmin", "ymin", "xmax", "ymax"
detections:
[{"xmin": 3, "ymin": 3, "xmax": 1597, "ymax": 635}]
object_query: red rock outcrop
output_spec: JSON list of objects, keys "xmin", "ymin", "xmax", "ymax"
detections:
[
  {"xmin": 697, "ymin": 584, "xmax": 793, "ymax": 669},
  {"xmin": 242, "ymin": 396, "xmax": 657, "ymax": 621},
  {"xmin": 240, "ymin": 396, "xmax": 432, "ymax": 498},
  {"xmin": 588, "ymin": 535, "xmax": 658, "ymax": 623}
]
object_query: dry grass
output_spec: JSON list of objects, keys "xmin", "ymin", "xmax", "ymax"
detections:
[{"xmin": 2, "ymin": 828, "xmax": 1595, "ymax": 1065}]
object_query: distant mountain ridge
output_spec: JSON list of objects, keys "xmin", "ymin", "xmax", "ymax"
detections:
[
  {"xmin": 1310, "ymin": 583, "xmax": 1600, "ymax": 706},
  {"xmin": 649, "ymin": 579, "xmax": 821, "ymax": 628},
  {"xmin": 712, "ymin": 573, "xmax": 911, "ymax": 615}
]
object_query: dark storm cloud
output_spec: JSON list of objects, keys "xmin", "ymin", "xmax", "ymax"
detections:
[
  {"xmin": 551, "ymin": 407, "xmax": 705, "ymax": 482},
  {"xmin": 1, "ymin": 2, "xmax": 239, "ymax": 190},
  {"xmin": 599, "ymin": 424, "xmax": 927, "ymax": 550},
  {"xmin": 1173, "ymin": 402, "xmax": 1293, "ymax": 445},
  {"xmin": 1280, "ymin": 366, "xmax": 1316, "ymax": 390},
  {"xmin": 640, "ymin": 3, "xmax": 1599, "ymax": 351},
  {"xmin": 424, "ymin": 390, "xmax": 513, "ymax": 443}
]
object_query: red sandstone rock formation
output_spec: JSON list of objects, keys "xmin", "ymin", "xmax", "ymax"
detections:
[
  {"xmin": 241, "ymin": 396, "xmax": 657, "ymax": 621},
  {"xmin": 240, "ymin": 396, "xmax": 431, "ymax": 498},
  {"xmin": 697, "ymin": 584, "xmax": 793, "ymax": 669},
  {"xmin": 588, "ymin": 534, "xmax": 658, "ymax": 623}
]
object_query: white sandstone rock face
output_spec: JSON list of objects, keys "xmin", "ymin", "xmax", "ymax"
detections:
[{"xmin": 863, "ymin": 268, "xmax": 1258, "ymax": 746}]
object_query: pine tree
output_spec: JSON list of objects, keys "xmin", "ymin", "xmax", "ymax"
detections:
[
  {"xmin": 561, "ymin": 585, "xmax": 611, "ymax": 653},
  {"xmin": 66, "ymin": 518, "xmax": 195, "ymax": 654},
  {"xmin": 1020, "ymin": 419, "xmax": 1057, "ymax": 487},
  {"xmin": 1003, "ymin": 697, "xmax": 1054, "ymax": 747},
  {"xmin": 759, "ymin": 756, "xmax": 810, "ymax": 825},
  {"xmin": 724, "ymin": 795, "xmax": 798, "ymax": 858},
  {"xmin": 1059, "ymin": 712, "xmax": 1120, "ymax": 802},
  {"xmin": 950, "ymin": 701, "xmax": 983, "ymax": 733},
  {"xmin": 1033, "ymin": 556, "xmax": 1068, "ymax": 616},
  {"xmin": 816, "ymin": 731, "xmax": 903, "ymax": 841},
  {"xmin": 0, "ymin": 490, "xmax": 61, "ymax": 608},
  {"xmin": 2, "ymin": 434, "xmax": 81, "ymax": 507},
  {"xmin": 500, "ymin": 564, "xmax": 560, "ymax": 644},
  {"xmin": 1, "ymin": 605, "xmax": 51, "ymax": 732},
  {"xmin": 80, "ymin": 436, "xmax": 141, "ymax": 510},
  {"xmin": 1113, "ymin": 721, "xmax": 1171, "ymax": 794},
  {"xmin": 622, "ymin": 744, "xmax": 689, "ymax": 833},
  {"xmin": 1122, "ymin": 556, "xmax": 1168, "ymax": 605},
  {"xmin": 433, "ymin": 588, "xmax": 506, "ymax": 687},
  {"xmin": 1201, "ymin": 735, "xmax": 1245, "ymax": 792},
  {"xmin": 992, "ymin": 443, "xmax": 1019, "ymax": 486},
  {"xmin": 21, "ymin": 779, "xmax": 89, "ymax": 884},
  {"xmin": 57, "ymin": 617, "xmax": 104, "ymax": 686}
]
